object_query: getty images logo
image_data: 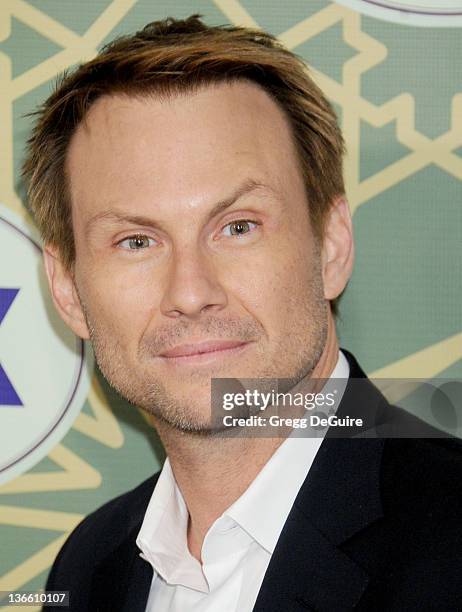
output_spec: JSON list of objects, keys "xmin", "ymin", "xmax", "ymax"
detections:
[{"xmin": 0, "ymin": 205, "xmax": 92, "ymax": 485}]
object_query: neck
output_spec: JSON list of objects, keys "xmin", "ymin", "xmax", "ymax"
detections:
[{"xmin": 150, "ymin": 313, "xmax": 339, "ymax": 561}]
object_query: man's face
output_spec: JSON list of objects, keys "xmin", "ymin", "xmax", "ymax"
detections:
[{"xmin": 65, "ymin": 80, "xmax": 329, "ymax": 432}]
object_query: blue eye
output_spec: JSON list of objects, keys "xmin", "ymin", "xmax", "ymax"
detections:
[
  {"xmin": 118, "ymin": 235, "xmax": 155, "ymax": 250},
  {"xmin": 222, "ymin": 220, "xmax": 258, "ymax": 237}
]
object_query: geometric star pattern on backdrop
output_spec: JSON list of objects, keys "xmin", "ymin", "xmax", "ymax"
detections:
[{"xmin": 0, "ymin": 0, "xmax": 460, "ymax": 602}]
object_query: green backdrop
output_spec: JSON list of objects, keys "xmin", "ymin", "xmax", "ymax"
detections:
[{"xmin": 0, "ymin": 1, "xmax": 460, "ymax": 607}]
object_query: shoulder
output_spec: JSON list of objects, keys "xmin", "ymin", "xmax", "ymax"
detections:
[
  {"xmin": 382, "ymin": 436, "xmax": 462, "ymax": 482},
  {"xmin": 380, "ymin": 436, "xmax": 462, "ymax": 518},
  {"xmin": 80, "ymin": 471, "xmax": 160, "ymax": 541},
  {"xmin": 45, "ymin": 472, "xmax": 160, "ymax": 590},
  {"xmin": 69, "ymin": 471, "xmax": 159, "ymax": 550}
]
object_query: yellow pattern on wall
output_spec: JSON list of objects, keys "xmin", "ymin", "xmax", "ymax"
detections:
[{"xmin": 0, "ymin": 1, "xmax": 460, "ymax": 608}]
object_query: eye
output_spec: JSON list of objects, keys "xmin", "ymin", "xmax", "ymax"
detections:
[
  {"xmin": 222, "ymin": 219, "xmax": 259, "ymax": 237},
  {"xmin": 118, "ymin": 234, "xmax": 156, "ymax": 250}
]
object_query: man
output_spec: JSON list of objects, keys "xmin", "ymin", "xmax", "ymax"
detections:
[{"xmin": 22, "ymin": 15, "xmax": 461, "ymax": 612}]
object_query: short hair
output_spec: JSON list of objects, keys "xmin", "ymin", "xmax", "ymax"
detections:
[{"xmin": 22, "ymin": 14, "xmax": 345, "ymax": 315}]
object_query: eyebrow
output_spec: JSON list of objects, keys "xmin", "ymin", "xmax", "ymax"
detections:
[{"xmin": 85, "ymin": 178, "xmax": 279, "ymax": 233}]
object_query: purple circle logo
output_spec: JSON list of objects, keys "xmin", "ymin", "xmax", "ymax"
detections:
[{"xmin": 0, "ymin": 205, "xmax": 93, "ymax": 485}]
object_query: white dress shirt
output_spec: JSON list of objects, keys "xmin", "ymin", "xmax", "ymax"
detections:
[{"xmin": 137, "ymin": 350, "xmax": 350, "ymax": 612}]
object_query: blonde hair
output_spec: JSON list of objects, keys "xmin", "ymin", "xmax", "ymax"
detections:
[{"xmin": 22, "ymin": 14, "xmax": 345, "ymax": 313}]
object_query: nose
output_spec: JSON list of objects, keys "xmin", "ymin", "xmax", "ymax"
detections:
[{"xmin": 159, "ymin": 245, "xmax": 228, "ymax": 319}]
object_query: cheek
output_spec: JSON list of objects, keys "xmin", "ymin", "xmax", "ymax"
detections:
[
  {"xmin": 78, "ymin": 263, "xmax": 158, "ymax": 342},
  {"xmin": 225, "ymin": 240, "xmax": 316, "ymax": 330}
]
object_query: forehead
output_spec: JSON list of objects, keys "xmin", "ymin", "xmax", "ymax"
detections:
[{"xmin": 66, "ymin": 80, "xmax": 304, "ymax": 217}]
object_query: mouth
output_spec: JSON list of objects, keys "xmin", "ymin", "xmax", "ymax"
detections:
[{"xmin": 158, "ymin": 339, "xmax": 252, "ymax": 365}]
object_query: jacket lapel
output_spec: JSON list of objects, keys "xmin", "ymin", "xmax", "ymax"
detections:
[
  {"xmin": 90, "ymin": 522, "xmax": 153, "ymax": 612},
  {"xmin": 120, "ymin": 535, "xmax": 154, "ymax": 612},
  {"xmin": 91, "ymin": 476, "xmax": 158, "ymax": 612},
  {"xmin": 253, "ymin": 350, "xmax": 386, "ymax": 611}
]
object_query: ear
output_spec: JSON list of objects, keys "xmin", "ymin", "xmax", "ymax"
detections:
[
  {"xmin": 43, "ymin": 246, "xmax": 90, "ymax": 340},
  {"xmin": 321, "ymin": 197, "xmax": 355, "ymax": 301}
]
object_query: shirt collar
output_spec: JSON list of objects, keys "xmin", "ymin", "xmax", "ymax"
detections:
[
  {"xmin": 136, "ymin": 457, "xmax": 206, "ymax": 590},
  {"xmin": 224, "ymin": 350, "xmax": 350, "ymax": 553},
  {"xmin": 136, "ymin": 350, "xmax": 349, "ymax": 576}
]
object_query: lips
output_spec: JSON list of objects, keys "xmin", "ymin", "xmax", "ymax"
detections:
[{"xmin": 159, "ymin": 339, "xmax": 249, "ymax": 358}]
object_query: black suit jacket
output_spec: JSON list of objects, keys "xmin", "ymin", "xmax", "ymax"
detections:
[{"xmin": 43, "ymin": 350, "xmax": 462, "ymax": 611}]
